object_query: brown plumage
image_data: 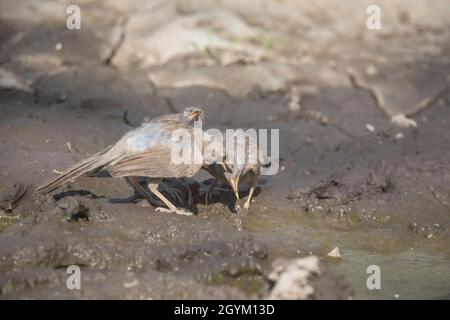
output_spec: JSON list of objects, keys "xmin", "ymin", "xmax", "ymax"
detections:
[{"xmin": 36, "ymin": 107, "xmax": 204, "ymax": 215}]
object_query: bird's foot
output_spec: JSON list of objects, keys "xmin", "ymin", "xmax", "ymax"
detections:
[
  {"xmin": 155, "ymin": 207, "xmax": 193, "ymax": 216},
  {"xmin": 175, "ymin": 209, "xmax": 193, "ymax": 216},
  {"xmin": 234, "ymin": 200, "xmax": 251, "ymax": 213}
]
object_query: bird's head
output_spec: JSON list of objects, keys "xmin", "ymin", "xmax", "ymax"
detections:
[{"xmin": 183, "ymin": 107, "xmax": 204, "ymax": 123}]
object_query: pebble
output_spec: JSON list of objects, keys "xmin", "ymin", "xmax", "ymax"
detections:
[
  {"xmin": 365, "ymin": 123, "xmax": 375, "ymax": 133},
  {"xmin": 55, "ymin": 42, "xmax": 62, "ymax": 51},
  {"xmin": 289, "ymin": 96, "xmax": 301, "ymax": 112},
  {"xmin": 365, "ymin": 65, "xmax": 378, "ymax": 76},
  {"xmin": 124, "ymin": 279, "xmax": 139, "ymax": 288},
  {"xmin": 327, "ymin": 247, "xmax": 341, "ymax": 258},
  {"xmin": 137, "ymin": 201, "xmax": 150, "ymax": 207}
]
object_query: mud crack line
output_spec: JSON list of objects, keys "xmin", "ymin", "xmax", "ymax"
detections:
[{"xmin": 103, "ymin": 16, "xmax": 128, "ymax": 65}]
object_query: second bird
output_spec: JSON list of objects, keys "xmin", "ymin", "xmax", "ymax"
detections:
[{"xmin": 202, "ymin": 130, "xmax": 269, "ymax": 209}]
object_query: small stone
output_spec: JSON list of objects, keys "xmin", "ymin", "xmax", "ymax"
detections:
[
  {"xmin": 57, "ymin": 93, "xmax": 67, "ymax": 102},
  {"xmin": 251, "ymin": 241, "xmax": 268, "ymax": 259},
  {"xmin": 327, "ymin": 247, "xmax": 341, "ymax": 258},
  {"xmin": 137, "ymin": 200, "xmax": 150, "ymax": 207},
  {"xmin": 289, "ymin": 98, "xmax": 301, "ymax": 112},
  {"xmin": 124, "ymin": 279, "xmax": 139, "ymax": 288},
  {"xmin": 319, "ymin": 115, "xmax": 329, "ymax": 126},
  {"xmin": 395, "ymin": 132, "xmax": 404, "ymax": 140},
  {"xmin": 55, "ymin": 43, "xmax": 62, "ymax": 51},
  {"xmin": 408, "ymin": 222, "xmax": 417, "ymax": 230},
  {"xmin": 288, "ymin": 88, "xmax": 301, "ymax": 112},
  {"xmin": 365, "ymin": 65, "xmax": 378, "ymax": 77},
  {"xmin": 365, "ymin": 124, "xmax": 375, "ymax": 133}
]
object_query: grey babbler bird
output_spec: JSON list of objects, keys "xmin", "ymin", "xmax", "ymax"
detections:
[
  {"xmin": 35, "ymin": 107, "xmax": 204, "ymax": 216},
  {"xmin": 202, "ymin": 130, "xmax": 269, "ymax": 209}
]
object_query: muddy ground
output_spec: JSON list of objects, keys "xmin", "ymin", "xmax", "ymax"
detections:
[{"xmin": 0, "ymin": 0, "xmax": 450, "ymax": 299}]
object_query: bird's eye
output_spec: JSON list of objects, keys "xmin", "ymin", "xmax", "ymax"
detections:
[{"xmin": 184, "ymin": 111, "xmax": 188, "ymax": 116}]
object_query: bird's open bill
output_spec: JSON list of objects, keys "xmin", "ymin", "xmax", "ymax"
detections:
[
  {"xmin": 230, "ymin": 176, "xmax": 240, "ymax": 200},
  {"xmin": 187, "ymin": 110, "xmax": 203, "ymax": 122}
]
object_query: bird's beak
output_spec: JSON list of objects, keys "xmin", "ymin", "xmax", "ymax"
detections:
[
  {"xmin": 230, "ymin": 176, "xmax": 240, "ymax": 200},
  {"xmin": 189, "ymin": 111, "xmax": 201, "ymax": 121}
]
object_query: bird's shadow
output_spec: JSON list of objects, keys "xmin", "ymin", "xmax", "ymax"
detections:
[
  {"xmin": 53, "ymin": 189, "xmax": 105, "ymax": 201},
  {"xmin": 52, "ymin": 176, "xmax": 261, "ymax": 214},
  {"xmin": 110, "ymin": 178, "xmax": 200, "ymax": 214},
  {"xmin": 54, "ymin": 172, "xmax": 200, "ymax": 213}
]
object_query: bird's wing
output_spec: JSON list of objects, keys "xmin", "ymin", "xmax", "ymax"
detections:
[{"xmin": 109, "ymin": 144, "xmax": 201, "ymax": 178}]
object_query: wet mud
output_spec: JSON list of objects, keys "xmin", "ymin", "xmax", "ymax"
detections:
[{"xmin": 1, "ymin": 0, "xmax": 450, "ymax": 299}]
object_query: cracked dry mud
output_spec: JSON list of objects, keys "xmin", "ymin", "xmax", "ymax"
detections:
[{"xmin": 1, "ymin": 0, "xmax": 450, "ymax": 299}]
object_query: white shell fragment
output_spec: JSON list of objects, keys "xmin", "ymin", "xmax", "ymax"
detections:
[{"xmin": 327, "ymin": 247, "xmax": 341, "ymax": 258}]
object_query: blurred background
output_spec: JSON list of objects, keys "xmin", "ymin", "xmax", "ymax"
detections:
[{"xmin": 0, "ymin": 0, "xmax": 449, "ymax": 299}]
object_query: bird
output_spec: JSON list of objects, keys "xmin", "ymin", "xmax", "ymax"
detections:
[
  {"xmin": 202, "ymin": 130, "xmax": 269, "ymax": 209},
  {"xmin": 35, "ymin": 107, "xmax": 205, "ymax": 216}
]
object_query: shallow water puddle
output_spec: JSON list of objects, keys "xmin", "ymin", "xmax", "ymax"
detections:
[
  {"xmin": 335, "ymin": 249, "xmax": 450, "ymax": 299},
  {"xmin": 243, "ymin": 207, "xmax": 450, "ymax": 299}
]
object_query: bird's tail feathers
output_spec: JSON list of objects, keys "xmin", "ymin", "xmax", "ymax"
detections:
[{"xmin": 35, "ymin": 145, "xmax": 118, "ymax": 194}]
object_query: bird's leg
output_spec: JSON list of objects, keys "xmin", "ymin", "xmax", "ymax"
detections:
[
  {"xmin": 204, "ymin": 179, "xmax": 217, "ymax": 206},
  {"xmin": 243, "ymin": 183, "xmax": 256, "ymax": 209},
  {"xmin": 126, "ymin": 176, "xmax": 158, "ymax": 204},
  {"xmin": 148, "ymin": 179, "xmax": 192, "ymax": 216}
]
